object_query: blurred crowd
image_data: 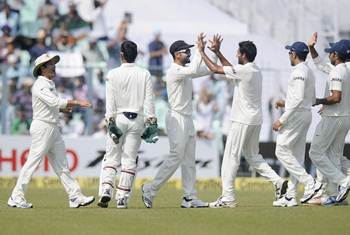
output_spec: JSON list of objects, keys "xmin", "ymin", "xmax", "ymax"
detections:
[{"xmin": 0, "ymin": 0, "xmax": 235, "ymax": 146}]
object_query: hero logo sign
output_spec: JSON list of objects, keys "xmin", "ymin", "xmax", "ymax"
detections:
[{"xmin": 0, "ymin": 148, "xmax": 79, "ymax": 172}]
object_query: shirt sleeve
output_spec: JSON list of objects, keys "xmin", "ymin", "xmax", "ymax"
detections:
[
  {"xmin": 34, "ymin": 84, "xmax": 67, "ymax": 109},
  {"xmin": 105, "ymin": 71, "xmax": 118, "ymax": 119},
  {"xmin": 223, "ymin": 65, "xmax": 244, "ymax": 80},
  {"xmin": 313, "ymin": 56, "xmax": 333, "ymax": 74},
  {"xmin": 190, "ymin": 51, "xmax": 219, "ymax": 78},
  {"xmin": 279, "ymin": 71, "xmax": 306, "ymax": 124},
  {"xmin": 144, "ymin": 72, "xmax": 156, "ymax": 118},
  {"xmin": 329, "ymin": 75, "xmax": 342, "ymax": 92}
]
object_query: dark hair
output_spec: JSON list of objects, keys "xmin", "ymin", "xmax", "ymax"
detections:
[
  {"xmin": 121, "ymin": 40, "xmax": 138, "ymax": 63},
  {"xmin": 238, "ymin": 41, "xmax": 257, "ymax": 62},
  {"xmin": 336, "ymin": 52, "xmax": 347, "ymax": 62},
  {"xmin": 295, "ymin": 52, "xmax": 308, "ymax": 61}
]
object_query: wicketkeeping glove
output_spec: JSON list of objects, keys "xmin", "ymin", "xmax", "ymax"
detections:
[
  {"xmin": 107, "ymin": 118, "xmax": 123, "ymax": 144},
  {"xmin": 141, "ymin": 119, "xmax": 159, "ymax": 144}
]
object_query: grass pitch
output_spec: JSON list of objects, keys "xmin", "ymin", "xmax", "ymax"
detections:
[{"xmin": 1, "ymin": 183, "xmax": 349, "ymax": 235}]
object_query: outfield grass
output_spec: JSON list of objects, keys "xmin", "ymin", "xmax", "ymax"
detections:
[{"xmin": 0, "ymin": 184, "xmax": 349, "ymax": 235}]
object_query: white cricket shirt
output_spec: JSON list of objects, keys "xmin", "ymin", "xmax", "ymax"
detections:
[
  {"xmin": 166, "ymin": 49, "xmax": 215, "ymax": 116},
  {"xmin": 279, "ymin": 62, "xmax": 316, "ymax": 124},
  {"xmin": 323, "ymin": 63, "xmax": 350, "ymax": 117},
  {"xmin": 105, "ymin": 63, "xmax": 155, "ymax": 119},
  {"xmin": 32, "ymin": 76, "xmax": 68, "ymax": 124},
  {"xmin": 223, "ymin": 63, "xmax": 262, "ymax": 125}
]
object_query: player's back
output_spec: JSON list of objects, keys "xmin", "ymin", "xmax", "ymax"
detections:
[{"xmin": 107, "ymin": 63, "xmax": 151, "ymax": 114}]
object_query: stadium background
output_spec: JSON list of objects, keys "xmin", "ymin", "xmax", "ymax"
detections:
[
  {"xmin": 1, "ymin": 1, "xmax": 350, "ymax": 235},
  {"xmin": 1, "ymin": 0, "xmax": 350, "ymax": 180}
]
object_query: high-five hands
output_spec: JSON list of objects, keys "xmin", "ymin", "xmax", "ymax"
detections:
[
  {"xmin": 197, "ymin": 33, "xmax": 207, "ymax": 52},
  {"xmin": 308, "ymin": 32, "xmax": 317, "ymax": 47},
  {"xmin": 208, "ymin": 34, "xmax": 223, "ymax": 54}
]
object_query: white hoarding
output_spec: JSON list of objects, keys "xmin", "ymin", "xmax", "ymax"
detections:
[{"xmin": 0, "ymin": 136, "xmax": 219, "ymax": 178}]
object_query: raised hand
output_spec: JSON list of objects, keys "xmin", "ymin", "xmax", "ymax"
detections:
[
  {"xmin": 308, "ymin": 32, "xmax": 318, "ymax": 47},
  {"xmin": 208, "ymin": 34, "xmax": 223, "ymax": 53},
  {"xmin": 197, "ymin": 33, "xmax": 207, "ymax": 52}
]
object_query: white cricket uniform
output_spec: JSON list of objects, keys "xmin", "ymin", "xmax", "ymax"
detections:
[
  {"xmin": 99, "ymin": 63, "xmax": 155, "ymax": 199},
  {"xmin": 275, "ymin": 62, "xmax": 316, "ymax": 198},
  {"xmin": 312, "ymin": 57, "xmax": 350, "ymax": 196},
  {"xmin": 11, "ymin": 76, "xmax": 82, "ymax": 200},
  {"xmin": 220, "ymin": 63, "xmax": 283, "ymax": 202},
  {"xmin": 147, "ymin": 49, "xmax": 215, "ymax": 199},
  {"xmin": 309, "ymin": 63, "xmax": 350, "ymax": 188}
]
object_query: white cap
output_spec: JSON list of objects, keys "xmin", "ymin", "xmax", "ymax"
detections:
[{"xmin": 32, "ymin": 53, "xmax": 60, "ymax": 77}]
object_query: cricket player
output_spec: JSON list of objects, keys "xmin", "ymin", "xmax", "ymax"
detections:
[
  {"xmin": 98, "ymin": 40, "xmax": 157, "ymax": 209},
  {"xmin": 197, "ymin": 34, "xmax": 288, "ymax": 208},
  {"xmin": 8, "ymin": 53, "xmax": 94, "ymax": 208},
  {"xmin": 308, "ymin": 40, "xmax": 350, "ymax": 203},
  {"xmin": 141, "ymin": 37, "xmax": 217, "ymax": 208},
  {"xmin": 272, "ymin": 42, "xmax": 322, "ymax": 207},
  {"xmin": 307, "ymin": 33, "xmax": 350, "ymax": 205}
]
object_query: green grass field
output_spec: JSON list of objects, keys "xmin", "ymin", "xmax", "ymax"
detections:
[{"xmin": 1, "ymin": 183, "xmax": 349, "ymax": 235}]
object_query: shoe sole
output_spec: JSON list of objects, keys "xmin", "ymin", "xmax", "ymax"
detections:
[
  {"xmin": 300, "ymin": 183, "xmax": 323, "ymax": 204},
  {"xmin": 7, "ymin": 203, "xmax": 33, "ymax": 209},
  {"xmin": 180, "ymin": 205, "xmax": 209, "ymax": 208}
]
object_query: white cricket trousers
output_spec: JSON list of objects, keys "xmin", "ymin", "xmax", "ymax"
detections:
[
  {"xmin": 221, "ymin": 122, "xmax": 282, "ymax": 201},
  {"xmin": 309, "ymin": 116, "xmax": 350, "ymax": 187},
  {"xmin": 275, "ymin": 110, "xmax": 314, "ymax": 198},
  {"xmin": 99, "ymin": 114, "xmax": 143, "ymax": 199},
  {"xmin": 316, "ymin": 155, "xmax": 350, "ymax": 197},
  {"xmin": 11, "ymin": 120, "xmax": 81, "ymax": 200},
  {"xmin": 149, "ymin": 110, "xmax": 197, "ymax": 199}
]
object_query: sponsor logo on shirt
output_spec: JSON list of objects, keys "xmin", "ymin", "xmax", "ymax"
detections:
[
  {"xmin": 293, "ymin": 76, "xmax": 305, "ymax": 81},
  {"xmin": 331, "ymin": 78, "xmax": 342, "ymax": 82}
]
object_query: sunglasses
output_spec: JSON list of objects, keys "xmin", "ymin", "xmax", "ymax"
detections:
[{"xmin": 177, "ymin": 49, "xmax": 191, "ymax": 54}]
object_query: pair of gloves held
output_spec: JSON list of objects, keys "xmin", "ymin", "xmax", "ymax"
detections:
[{"xmin": 107, "ymin": 118, "xmax": 159, "ymax": 144}]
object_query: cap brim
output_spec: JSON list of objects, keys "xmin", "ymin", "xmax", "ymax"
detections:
[
  {"xmin": 178, "ymin": 44, "xmax": 194, "ymax": 51},
  {"xmin": 33, "ymin": 55, "xmax": 60, "ymax": 77},
  {"xmin": 324, "ymin": 48, "xmax": 333, "ymax": 53},
  {"xmin": 285, "ymin": 45, "xmax": 293, "ymax": 50}
]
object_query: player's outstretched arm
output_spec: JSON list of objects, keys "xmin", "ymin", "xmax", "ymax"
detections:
[
  {"xmin": 67, "ymin": 100, "xmax": 92, "ymax": 108},
  {"xmin": 308, "ymin": 32, "xmax": 319, "ymax": 59}
]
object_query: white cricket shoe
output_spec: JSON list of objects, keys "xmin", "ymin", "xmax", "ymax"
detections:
[
  {"xmin": 141, "ymin": 184, "xmax": 154, "ymax": 208},
  {"xmin": 274, "ymin": 180, "xmax": 288, "ymax": 200},
  {"xmin": 273, "ymin": 196, "xmax": 297, "ymax": 207},
  {"xmin": 97, "ymin": 188, "xmax": 112, "ymax": 208},
  {"xmin": 69, "ymin": 195, "xmax": 95, "ymax": 208},
  {"xmin": 181, "ymin": 197, "xmax": 208, "ymax": 208},
  {"xmin": 336, "ymin": 176, "xmax": 350, "ymax": 203},
  {"xmin": 300, "ymin": 180, "xmax": 323, "ymax": 204},
  {"xmin": 208, "ymin": 196, "xmax": 237, "ymax": 208},
  {"xmin": 8, "ymin": 196, "xmax": 33, "ymax": 209},
  {"xmin": 116, "ymin": 196, "xmax": 128, "ymax": 209}
]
